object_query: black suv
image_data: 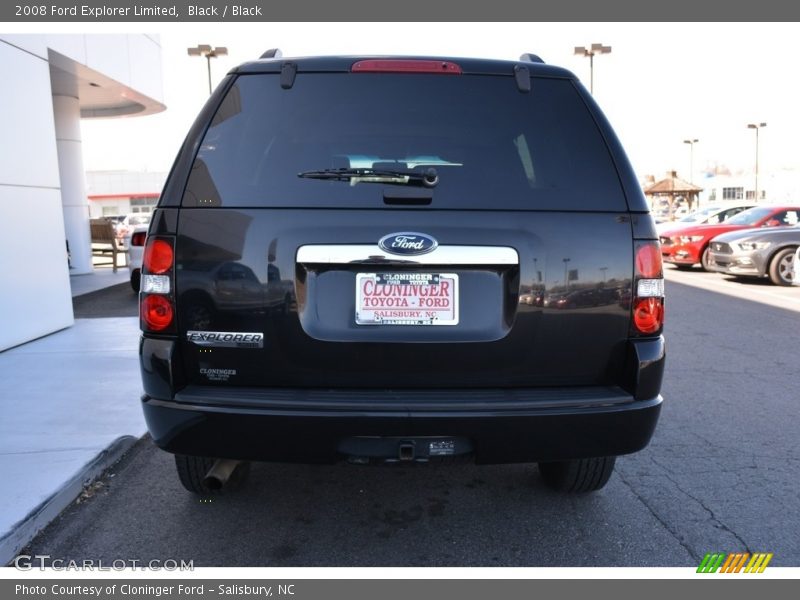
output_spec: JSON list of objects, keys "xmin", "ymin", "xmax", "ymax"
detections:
[{"xmin": 139, "ymin": 52, "xmax": 665, "ymax": 495}]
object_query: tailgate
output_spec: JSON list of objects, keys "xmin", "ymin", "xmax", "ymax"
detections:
[{"xmin": 176, "ymin": 208, "xmax": 633, "ymax": 388}]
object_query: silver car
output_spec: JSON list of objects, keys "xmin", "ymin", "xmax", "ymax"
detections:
[{"xmin": 707, "ymin": 225, "xmax": 800, "ymax": 285}]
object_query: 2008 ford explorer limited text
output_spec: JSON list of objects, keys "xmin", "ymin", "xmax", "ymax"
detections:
[{"xmin": 138, "ymin": 52, "xmax": 665, "ymax": 495}]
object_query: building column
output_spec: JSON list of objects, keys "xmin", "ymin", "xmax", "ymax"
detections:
[{"xmin": 53, "ymin": 94, "xmax": 93, "ymax": 274}]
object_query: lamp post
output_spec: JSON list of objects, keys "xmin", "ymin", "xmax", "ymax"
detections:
[
  {"xmin": 574, "ymin": 43, "xmax": 612, "ymax": 94},
  {"xmin": 747, "ymin": 122, "xmax": 766, "ymax": 202},
  {"xmin": 683, "ymin": 138, "xmax": 699, "ymax": 209},
  {"xmin": 187, "ymin": 44, "xmax": 228, "ymax": 95},
  {"xmin": 683, "ymin": 138, "xmax": 699, "ymax": 184}
]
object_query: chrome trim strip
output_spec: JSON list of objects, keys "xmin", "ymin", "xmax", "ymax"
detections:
[{"xmin": 296, "ymin": 245, "xmax": 519, "ymax": 265}]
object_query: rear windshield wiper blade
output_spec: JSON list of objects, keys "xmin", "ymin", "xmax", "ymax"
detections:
[{"xmin": 298, "ymin": 167, "xmax": 438, "ymax": 188}]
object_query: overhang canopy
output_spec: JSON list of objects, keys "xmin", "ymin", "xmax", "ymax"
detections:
[{"xmin": 48, "ymin": 49, "xmax": 165, "ymax": 118}]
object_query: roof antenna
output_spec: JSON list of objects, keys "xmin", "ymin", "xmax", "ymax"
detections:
[
  {"xmin": 519, "ymin": 53, "xmax": 544, "ymax": 63},
  {"xmin": 260, "ymin": 48, "xmax": 282, "ymax": 59}
]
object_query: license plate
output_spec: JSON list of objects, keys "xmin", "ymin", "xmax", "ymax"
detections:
[{"xmin": 355, "ymin": 272, "xmax": 459, "ymax": 326}]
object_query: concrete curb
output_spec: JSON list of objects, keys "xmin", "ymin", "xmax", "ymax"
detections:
[{"xmin": 0, "ymin": 435, "xmax": 140, "ymax": 566}]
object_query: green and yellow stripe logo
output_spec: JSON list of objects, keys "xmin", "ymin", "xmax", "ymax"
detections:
[{"xmin": 697, "ymin": 552, "xmax": 773, "ymax": 573}]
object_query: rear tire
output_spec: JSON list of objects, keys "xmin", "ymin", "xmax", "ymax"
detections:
[
  {"xmin": 174, "ymin": 455, "xmax": 250, "ymax": 495},
  {"xmin": 538, "ymin": 456, "xmax": 616, "ymax": 493},
  {"xmin": 767, "ymin": 248, "xmax": 797, "ymax": 286},
  {"xmin": 700, "ymin": 247, "xmax": 713, "ymax": 271},
  {"xmin": 130, "ymin": 269, "xmax": 141, "ymax": 293}
]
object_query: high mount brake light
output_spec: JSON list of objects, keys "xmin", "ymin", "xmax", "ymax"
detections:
[
  {"xmin": 351, "ymin": 60, "xmax": 462, "ymax": 74},
  {"xmin": 632, "ymin": 242, "xmax": 665, "ymax": 335}
]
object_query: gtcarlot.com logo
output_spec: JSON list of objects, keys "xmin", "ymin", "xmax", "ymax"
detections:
[
  {"xmin": 697, "ymin": 552, "xmax": 773, "ymax": 573},
  {"xmin": 13, "ymin": 554, "xmax": 194, "ymax": 571}
]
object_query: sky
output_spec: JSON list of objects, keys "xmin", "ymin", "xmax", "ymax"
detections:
[{"xmin": 70, "ymin": 22, "xmax": 800, "ymax": 182}]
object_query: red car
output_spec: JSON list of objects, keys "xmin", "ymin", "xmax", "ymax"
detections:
[{"xmin": 660, "ymin": 205, "xmax": 800, "ymax": 270}]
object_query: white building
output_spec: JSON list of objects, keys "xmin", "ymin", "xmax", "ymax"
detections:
[
  {"xmin": 701, "ymin": 169, "xmax": 800, "ymax": 205},
  {"xmin": 0, "ymin": 35, "xmax": 165, "ymax": 351},
  {"xmin": 86, "ymin": 170, "xmax": 167, "ymax": 218}
]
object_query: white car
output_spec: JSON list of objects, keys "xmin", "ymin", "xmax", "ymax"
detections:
[
  {"xmin": 124, "ymin": 225, "xmax": 148, "ymax": 292},
  {"xmin": 115, "ymin": 213, "xmax": 151, "ymax": 239},
  {"xmin": 794, "ymin": 246, "xmax": 800, "ymax": 286},
  {"xmin": 655, "ymin": 203, "xmax": 756, "ymax": 237}
]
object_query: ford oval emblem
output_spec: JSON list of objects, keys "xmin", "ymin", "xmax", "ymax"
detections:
[{"xmin": 378, "ymin": 232, "xmax": 438, "ymax": 256}]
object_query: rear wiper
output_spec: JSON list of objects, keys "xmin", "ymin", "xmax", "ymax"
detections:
[{"xmin": 298, "ymin": 167, "xmax": 439, "ymax": 188}]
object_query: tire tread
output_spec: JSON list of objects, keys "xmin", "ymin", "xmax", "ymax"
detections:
[
  {"xmin": 174, "ymin": 454, "xmax": 216, "ymax": 495},
  {"xmin": 539, "ymin": 456, "xmax": 616, "ymax": 493}
]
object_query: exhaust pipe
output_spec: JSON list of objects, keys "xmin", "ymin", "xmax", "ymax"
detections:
[{"xmin": 203, "ymin": 459, "xmax": 242, "ymax": 490}]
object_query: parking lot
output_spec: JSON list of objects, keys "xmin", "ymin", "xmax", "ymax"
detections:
[{"xmin": 21, "ymin": 268, "xmax": 800, "ymax": 567}]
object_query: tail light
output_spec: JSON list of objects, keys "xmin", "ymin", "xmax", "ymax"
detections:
[
  {"xmin": 632, "ymin": 241, "xmax": 665, "ymax": 335},
  {"xmin": 140, "ymin": 236, "xmax": 176, "ymax": 333},
  {"xmin": 142, "ymin": 295, "xmax": 173, "ymax": 331},
  {"xmin": 131, "ymin": 231, "xmax": 147, "ymax": 247},
  {"xmin": 143, "ymin": 239, "xmax": 173, "ymax": 274}
]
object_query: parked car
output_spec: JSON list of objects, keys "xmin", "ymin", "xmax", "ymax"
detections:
[
  {"xmin": 138, "ymin": 52, "xmax": 665, "ymax": 496},
  {"xmin": 125, "ymin": 226, "xmax": 148, "ymax": 292},
  {"xmin": 660, "ymin": 205, "xmax": 800, "ymax": 270},
  {"xmin": 655, "ymin": 202, "xmax": 756, "ymax": 237},
  {"xmin": 104, "ymin": 214, "xmax": 126, "ymax": 228},
  {"xmin": 116, "ymin": 213, "xmax": 151, "ymax": 239},
  {"xmin": 794, "ymin": 246, "xmax": 800, "ymax": 286},
  {"xmin": 707, "ymin": 225, "xmax": 800, "ymax": 285}
]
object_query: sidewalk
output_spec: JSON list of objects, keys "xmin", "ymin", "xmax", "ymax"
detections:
[{"xmin": 0, "ymin": 269, "xmax": 145, "ymax": 564}]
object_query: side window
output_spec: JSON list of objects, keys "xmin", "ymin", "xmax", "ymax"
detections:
[
  {"xmin": 217, "ymin": 265, "xmax": 234, "ymax": 281},
  {"xmin": 764, "ymin": 211, "xmax": 788, "ymax": 227},
  {"xmin": 785, "ymin": 211, "xmax": 799, "ymax": 225},
  {"xmin": 722, "ymin": 207, "xmax": 743, "ymax": 221}
]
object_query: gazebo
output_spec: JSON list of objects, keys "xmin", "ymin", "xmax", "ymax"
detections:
[{"xmin": 644, "ymin": 171, "xmax": 703, "ymax": 221}]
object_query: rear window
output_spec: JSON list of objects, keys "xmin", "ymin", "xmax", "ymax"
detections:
[{"xmin": 182, "ymin": 72, "xmax": 625, "ymax": 211}]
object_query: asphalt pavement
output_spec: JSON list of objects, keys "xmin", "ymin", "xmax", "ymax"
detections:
[
  {"xmin": 22, "ymin": 276, "xmax": 800, "ymax": 567},
  {"xmin": 73, "ymin": 282, "xmax": 138, "ymax": 318}
]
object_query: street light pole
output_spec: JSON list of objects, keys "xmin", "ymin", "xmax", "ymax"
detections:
[
  {"xmin": 683, "ymin": 138, "xmax": 699, "ymax": 184},
  {"xmin": 574, "ymin": 43, "xmax": 612, "ymax": 94},
  {"xmin": 683, "ymin": 138, "xmax": 699, "ymax": 208},
  {"xmin": 187, "ymin": 44, "xmax": 229, "ymax": 95},
  {"xmin": 747, "ymin": 122, "xmax": 767, "ymax": 202}
]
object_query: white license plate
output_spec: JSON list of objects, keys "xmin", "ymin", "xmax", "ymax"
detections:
[{"xmin": 355, "ymin": 272, "xmax": 459, "ymax": 326}]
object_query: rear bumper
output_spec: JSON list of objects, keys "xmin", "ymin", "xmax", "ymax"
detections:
[{"xmin": 142, "ymin": 387, "xmax": 662, "ymax": 464}]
